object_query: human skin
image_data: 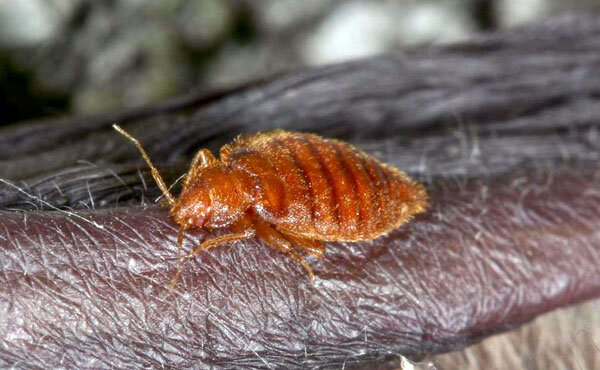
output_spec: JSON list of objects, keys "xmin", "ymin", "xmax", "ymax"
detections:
[
  {"xmin": 1, "ymin": 164, "xmax": 599, "ymax": 368},
  {"xmin": 1, "ymin": 13, "xmax": 600, "ymax": 369}
]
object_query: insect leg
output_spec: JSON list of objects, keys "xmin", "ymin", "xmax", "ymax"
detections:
[
  {"xmin": 279, "ymin": 232, "xmax": 325, "ymax": 259},
  {"xmin": 168, "ymin": 226, "xmax": 187, "ymax": 291},
  {"xmin": 186, "ymin": 215, "xmax": 255, "ymax": 258},
  {"xmin": 254, "ymin": 220, "xmax": 315, "ymax": 279},
  {"xmin": 182, "ymin": 149, "xmax": 218, "ymax": 189}
]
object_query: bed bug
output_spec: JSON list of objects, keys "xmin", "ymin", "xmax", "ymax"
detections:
[{"xmin": 113, "ymin": 125, "xmax": 428, "ymax": 289}]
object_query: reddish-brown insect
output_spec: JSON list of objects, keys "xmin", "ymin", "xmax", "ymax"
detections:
[{"xmin": 113, "ymin": 125, "xmax": 428, "ymax": 288}]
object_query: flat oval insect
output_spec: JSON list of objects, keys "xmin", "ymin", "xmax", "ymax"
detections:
[{"xmin": 113, "ymin": 125, "xmax": 428, "ymax": 288}]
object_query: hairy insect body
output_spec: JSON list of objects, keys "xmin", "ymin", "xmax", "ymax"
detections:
[
  {"xmin": 173, "ymin": 165, "xmax": 251, "ymax": 229},
  {"xmin": 113, "ymin": 125, "xmax": 427, "ymax": 288},
  {"xmin": 222, "ymin": 131, "xmax": 427, "ymax": 241}
]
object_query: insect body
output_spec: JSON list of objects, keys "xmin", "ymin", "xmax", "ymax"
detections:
[{"xmin": 113, "ymin": 125, "xmax": 428, "ymax": 288}]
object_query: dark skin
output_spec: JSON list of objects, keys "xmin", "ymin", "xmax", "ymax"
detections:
[
  {"xmin": 1, "ymin": 166, "xmax": 599, "ymax": 368},
  {"xmin": 1, "ymin": 14, "xmax": 600, "ymax": 368}
]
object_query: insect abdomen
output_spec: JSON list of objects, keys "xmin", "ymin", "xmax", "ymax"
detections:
[{"xmin": 225, "ymin": 131, "xmax": 427, "ymax": 241}]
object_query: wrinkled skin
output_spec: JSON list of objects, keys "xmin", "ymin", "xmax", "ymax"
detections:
[
  {"xmin": 1, "ymin": 13, "xmax": 600, "ymax": 369},
  {"xmin": 1, "ymin": 166, "xmax": 599, "ymax": 368}
]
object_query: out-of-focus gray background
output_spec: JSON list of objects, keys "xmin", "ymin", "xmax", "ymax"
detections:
[{"xmin": 1, "ymin": 0, "xmax": 599, "ymax": 125}]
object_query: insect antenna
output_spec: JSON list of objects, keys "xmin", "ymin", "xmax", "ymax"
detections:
[
  {"xmin": 112, "ymin": 124, "xmax": 176, "ymax": 205},
  {"xmin": 168, "ymin": 226, "xmax": 186, "ymax": 291}
]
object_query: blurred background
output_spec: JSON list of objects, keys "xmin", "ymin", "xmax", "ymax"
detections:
[{"xmin": 1, "ymin": 0, "xmax": 599, "ymax": 125}]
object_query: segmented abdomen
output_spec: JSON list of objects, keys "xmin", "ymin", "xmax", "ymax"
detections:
[{"xmin": 223, "ymin": 131, "xmax": 427, "ymax": 241}]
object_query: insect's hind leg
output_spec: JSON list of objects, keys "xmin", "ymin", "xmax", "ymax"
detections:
[{"xmin": 254, "ymin": 220, "xmax": 315, "ymax": 280}]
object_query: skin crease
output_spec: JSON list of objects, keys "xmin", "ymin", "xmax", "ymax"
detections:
[{"xmin": 1, "ymin": 13, "xmax": 600, "ymax": 369}]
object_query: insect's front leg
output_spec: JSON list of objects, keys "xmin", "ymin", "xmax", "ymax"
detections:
[
  {"xmin": 253, "ymin": 219, "xmax": 315, "ymax": 279},
  {"xmin": 182, "ymin": 149, "xmax": 218, "ymax": 189},
  {"xmin": 186, "ymin": 214, "xmax": 254, "ymax": 258},
  {"xmin": 170, "ymin": 215, "xmax": 254, "ymax": 291},
  {"xmin": 278, "ymin": 231, "xmax": 325, "ymax": 259}
]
